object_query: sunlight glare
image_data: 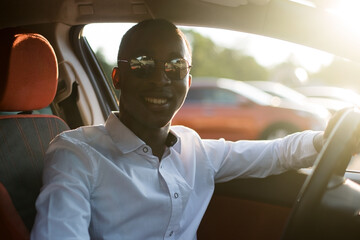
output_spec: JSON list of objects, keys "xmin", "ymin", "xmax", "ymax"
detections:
[
  {"xmin": 295, "ymin": 67, "xmax": 308, "ymax": 84},
  {"xmin": 325, "ymin": 0, "xmax": 360, "ymax": 37},
  {"xmin": 192, "ymin": 27, "xmax": 333, "ymax": 72},
  {"xmin": 288, "ymin": 0, "xmax": 316, "ymax": 8}
]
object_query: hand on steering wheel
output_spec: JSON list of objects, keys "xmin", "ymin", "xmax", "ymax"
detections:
[{"xmin": 282, "ymin": 108, "xmax": 360, "ymax": 240}]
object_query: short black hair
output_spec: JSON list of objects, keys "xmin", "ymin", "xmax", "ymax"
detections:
[{"xmin": 117, "ymin": 18, "xmax": 192, "ymax": 63}]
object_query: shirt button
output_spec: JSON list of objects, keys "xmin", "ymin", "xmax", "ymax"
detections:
[
  {"xmin": 143, "ymin": 147, "xmax": 148, "ymax": 153},
  {"xmin": 169, "ymin": 231, "xmax": 174, "ymax": 236},
  {"xmin": 174, "ymin": 193, "xmax": 179, "ymax": 199}
]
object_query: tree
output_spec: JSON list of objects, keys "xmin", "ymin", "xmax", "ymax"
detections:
[
  {"xmin": 94, "ymin": 30, "xmax": 269, "ymax": 88},
  {"xmin": 95, "ymin": 47, "xmax": 114, "ymax": 82},
  {"xmin": 182, "ymin": 29, "xmax": 268, "ymax": 81},
  {"xmin": 95, "ymin": 48, "xmax": 120, "ymax": 98}
]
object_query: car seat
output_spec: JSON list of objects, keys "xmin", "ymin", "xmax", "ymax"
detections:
[{"xmin": 0, "ymin": 29, "xmax": 70, "ymax": 239}]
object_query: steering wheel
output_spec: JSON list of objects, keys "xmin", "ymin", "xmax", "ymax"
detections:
[{"xmin": 281, "ymin": 108, "xmax": 360, "ymax": 240}]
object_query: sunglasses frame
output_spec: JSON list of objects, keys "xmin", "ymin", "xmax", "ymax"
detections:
[{"xmin": 118, "ymin": 56, "xmax": 191, "ymax": 81}]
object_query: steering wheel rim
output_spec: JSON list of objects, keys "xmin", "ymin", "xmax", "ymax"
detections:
[{"xmin": 281, "ymin": 108, "xmax": 360, "ymax": 240}]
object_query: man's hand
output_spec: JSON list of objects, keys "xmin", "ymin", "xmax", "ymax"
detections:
[
  {"xmin": 313, "ymin": 132, "xmax": 324, "ymax": 153},
  {"xmin": 314, "ymin": 108, "xmax": 360, "ymax": 153}
]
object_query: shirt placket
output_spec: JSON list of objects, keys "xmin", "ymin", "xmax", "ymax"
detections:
[
  {"xmin": 137, "ymin": 145, "xmax": 159, "ymax": 167},
  {"xmin": 159, "ymin": 161, "xmax": 183, "ymax": 240}
]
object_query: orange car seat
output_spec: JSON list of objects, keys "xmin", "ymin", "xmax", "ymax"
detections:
[{"xmin": 0, "ymin": 29, "xmax": 70, "ymax": 239}]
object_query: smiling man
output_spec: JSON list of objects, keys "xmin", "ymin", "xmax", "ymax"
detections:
[
  {"xmin": 112, "ymin": 20, "xmax": 192, "ymax": 159},
  {"xmin": 31, "ymin": 19, "xmax": 324, "ymax": 240}
]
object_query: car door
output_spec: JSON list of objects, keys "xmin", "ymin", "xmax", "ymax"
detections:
[{"xmin": 197, "ymin": 170, "xmax": 306, "ymax": 240}]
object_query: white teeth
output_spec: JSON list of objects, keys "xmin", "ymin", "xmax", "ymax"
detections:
[{"xmin": 145, "ymin": 97, "xmax": 167, "ymax": 104}]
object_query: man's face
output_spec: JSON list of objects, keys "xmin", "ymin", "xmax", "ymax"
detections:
[{"xmin": 115, "ymin": 29, "xmax": 191, "ymax": 129}]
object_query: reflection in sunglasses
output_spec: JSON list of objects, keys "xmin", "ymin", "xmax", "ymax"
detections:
[{"xmin": 119, "ymin": 56, "xmax": 191, "ymax": 81}]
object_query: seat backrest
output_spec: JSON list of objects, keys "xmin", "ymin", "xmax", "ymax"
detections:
[{"xmin": 0, "ymin": 29, "xmax": 70, "ymax": 235}]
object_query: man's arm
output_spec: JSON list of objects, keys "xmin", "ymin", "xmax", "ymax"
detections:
[
  {"xmin": 31, "ymin": 143, "xmax": 93, "ymax": 240},
  {"xmin": 204, "ymin": 130, "xmax": 320, "ymax": 183}
]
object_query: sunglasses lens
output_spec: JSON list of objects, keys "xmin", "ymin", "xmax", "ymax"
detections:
[
  {"xmin": 129, "ymin": 56, "xmax": 155, "ymax": 78},
  {"xmin": 165, "ymin": 58, "xmax": 190, "ymax": 80},
  {"xmin": 127, "ymin": 56, "xmax": 190, "ymax": 80}
]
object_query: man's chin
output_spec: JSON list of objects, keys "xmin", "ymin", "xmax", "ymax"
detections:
[
  {"xmin": 144, "ymin": 112, "xmax": 174, "ymax": 128},
  {"xmin": 150, "ymin": 119, "xmax": 172, "ymax": 129}
]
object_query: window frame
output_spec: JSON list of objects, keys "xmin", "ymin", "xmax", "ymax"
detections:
[{"xmin": 70, "ymin": 25, "xmax": 119, "ymax": 120}]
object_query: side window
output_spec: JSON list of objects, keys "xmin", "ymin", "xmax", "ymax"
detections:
[{"xmin": 82, "ymin": 23, "xmax": 136, "ymax": 102}]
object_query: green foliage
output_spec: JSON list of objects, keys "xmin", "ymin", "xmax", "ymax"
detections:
[
  {"xmin": 182, "ymin": 29, "xmax": 268, "ymax": 81},
  {"xmin": 94, "ymin": 29, "xmax": 360, "ymax": 90},
  {"xmin": 95, "ymin": 48, "xmax": 120, "ymax": 99},
  {"xmin": 94, "ymin": 29, "xmax": 270, "ymax": 94},
  {"xmin": 95, "ymin": 47, "xmax": 114, "ymax": 82}
]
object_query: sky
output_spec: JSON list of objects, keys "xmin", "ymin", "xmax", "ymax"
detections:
[{"xmin": 83, "ymin": 23, "xmax": 334, "ymax": 74}]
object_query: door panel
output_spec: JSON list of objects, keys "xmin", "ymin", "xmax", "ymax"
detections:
[
  {"xmin": 198, "ymin": 170, "xmax": 360, "ymax": 239},
  {"xmin": 198, "ymin": 196, "xmax": 291, "ymax": 240},
  {"xmin": 198, "ymin": 171, "xmax": 307, "ymax": 239}
]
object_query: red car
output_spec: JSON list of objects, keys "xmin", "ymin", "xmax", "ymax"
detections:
[{"xmin": 173, "ymin": 77, "xmax": 329, "ymax": 140}]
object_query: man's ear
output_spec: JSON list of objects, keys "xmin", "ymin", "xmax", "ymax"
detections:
[
  {"xmin": 112, "ymin": 67, "xmax": 121, "ymax": 89},
  {"xmin": 188, "ymin": 74, "xmax": 192, "ymax": 88}
]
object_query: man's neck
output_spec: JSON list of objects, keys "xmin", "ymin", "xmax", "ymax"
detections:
[{"xmin": 118, "ymin": 113, "xmax": 170, "ymax": 160}]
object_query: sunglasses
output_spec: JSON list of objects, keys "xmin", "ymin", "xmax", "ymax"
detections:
[{"xmin": 118, "ymin": 56, "xmax": 191, "ymax": 81}]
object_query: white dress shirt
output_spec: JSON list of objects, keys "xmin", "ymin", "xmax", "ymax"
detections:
[{"xmin": 31, "ymin": 112, "xmax": 319, "ymax": 240}]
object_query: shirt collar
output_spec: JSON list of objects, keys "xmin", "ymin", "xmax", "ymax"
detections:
[
  {"xmin": 165, "ymin": 131, "xmax": 177, "ymax": 147},
  {"xmin": 105, "ymin": 112, "xmax": 181, "ymax": 154},
  {"xmin": 105, "ymin": 112, "xmax": 144, "ymax": 154}
]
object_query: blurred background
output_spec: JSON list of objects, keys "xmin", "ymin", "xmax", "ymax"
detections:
[{"xmin": 84, "ymin": 23, "xmax": 360, "ymax": 93}]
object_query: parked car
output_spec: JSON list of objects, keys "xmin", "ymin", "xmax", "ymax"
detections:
[
  {"xmin": 1, "ymin": 0, "xmax": 360, "ymax": 240},
  {"xmin": 246, "ymin": 81, "xmax": 309, "ymax": 103},
  {"xmin": 246, "ymin": 80, "xmax": 331, "ymax": 117},
  {"xmin": 172, "ymin": 77, "xmax": 329, "ymax": 140},
  {"xmin": 296, "ymin": 85, "xmax": 360, "ymax": 113}
]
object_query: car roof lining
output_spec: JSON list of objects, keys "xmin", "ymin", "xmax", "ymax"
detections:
[{"xmin": 1, "ymin": 0, "xmax": 359, "ymax": 62}]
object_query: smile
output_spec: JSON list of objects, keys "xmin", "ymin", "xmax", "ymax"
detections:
[{"xmin": 144, "ymin": 97, "xmax": 168, "ymax": 105}]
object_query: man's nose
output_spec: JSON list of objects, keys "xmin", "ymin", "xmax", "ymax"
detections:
[{"xmin": 148, "ymin": 67, "xmax": 171, "ymax": 86}]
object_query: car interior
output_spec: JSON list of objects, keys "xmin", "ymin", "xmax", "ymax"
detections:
[
  {"xmin": 0, "ymin": 30, "xmax": 70, "ymax": 238},
  {"xmin": 1, "ymin": 0, "xmax": 360, "ymax": 239}
]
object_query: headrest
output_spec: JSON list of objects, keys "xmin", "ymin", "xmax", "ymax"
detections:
[{"xmin": 0, "ymin": 30, "xmax": 58, "ymax": 111}]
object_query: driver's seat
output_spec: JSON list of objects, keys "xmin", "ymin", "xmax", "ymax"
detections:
[{"xmin": 0, "ymin": 29, "xmax": 70, "ymax": 239}]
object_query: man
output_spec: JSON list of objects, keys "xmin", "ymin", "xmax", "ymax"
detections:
[{"xmin": 31, "ymin": 19, "xmax": 324, "ymax": 239}]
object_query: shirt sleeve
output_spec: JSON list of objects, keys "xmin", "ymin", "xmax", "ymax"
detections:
[
  {"xmin": 30, "ymin": 136, "xmax": 95, "ymax": 240},
  {"xmin": 204, "ymin": 130, "xmax": 320, "ymax": 183}
]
